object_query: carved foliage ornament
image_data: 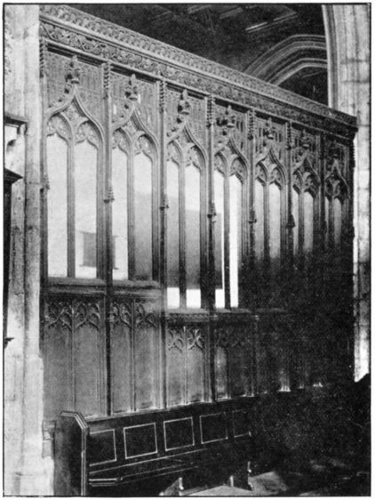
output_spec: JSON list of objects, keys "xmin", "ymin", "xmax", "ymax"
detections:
[
  {"xmin": 168, "ymin": 327, "xmax": 185, "ymax": 352},
  {"xmin": 134, "ymin": 135, "xmax": 153, "ymax": 158},
  {"xmin": 186, "ymin": 146, "xmax": 203, "ymax": 170},
  {"xmin": 303, "ymin": 174, "xmax": 318, "ymax": 194},
  {"xmin": 215, "ymin": 105, "xmax": 236, "ymax": 153},
  {"xmin": 292, "ymin": 129, "xmax": 319, "ymax": 179},
  {"xmin": 325, "ymin": 141, "xmax": 348, "ymax": 200},
  {"xmin": 113, "ymin": 73, "xmax": 140, "ymax": 126},
  {"xmin": 230, "ymin": 158, "xmax": 246, "ymax": 180},
  {"xmin": 294, "ymin": 128, "xmax": 312, "ymax": 162},
  {"xmin": 187, "ymin": 327, "xmax": 204, "ymax": 351},
  {"xmin": 214, "ymin": 154, "xmax": 226, "ymax": 175},
  {"xmin": 40, "ymin": 15, "xmax": 356, "ymax": 139},
  {"xmin": 167, "ymin": 141, "xmax": 181, "ymax": 165},
  {"xmin": 113, "ymin": 301, "xmax": 132, "ymax": 327},
  {"xmin": 46, "ymin": 299, "xmax": 101, "ymax": 332},
  {"xmin": 47, "ymin": 114, "xmax": 70, "ymax": 140},
  {"xmin": 47, "ymin": 55, "xmax": 102, "ymax": 149},
  {"xmin": 135, "ymin": 302, "xmax": 157, "ymax": 328},
  {"xmin": 46, "ymin": 300, "xmax": 73, "ymax": 331},
  {"xmin": 112, "ymin": 128, "xmax": 128, "ymax": 151},
  {"xmin": 76, "ymin": 301, "xmax": 101, "ymax": 330},
  {"xmin": 167, "ymin": 325, "xmax": 205, "ymax": 352},
  {"xmin": 113, "ymin": 299, "xmax": 158, "ymax": 329},
  {"xmin": 258, "ymin": 117, "xmax": 284, "ymax": 164},
  {"xmin": 167, "ymin": 89, "xmax": 192, "ymax": 141},
  {"xmin": 270, "ymin": 167, "xmax": 283, "ymax": 187},
  {"xmin": 76, "ymin": 121, "xmax": 99, "ymax": 147},
  {"xmin": 49, "ymin": 55, "xmax": 81, "ymax": 109}
]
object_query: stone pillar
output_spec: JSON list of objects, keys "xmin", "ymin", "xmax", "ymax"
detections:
[
  {"xmin": 4, "ymin": 5, "xmax": 54, "ymax": 495},
  {"xmin": 323, "ymin": 4, "xmax": 370, "ymax": 381}
]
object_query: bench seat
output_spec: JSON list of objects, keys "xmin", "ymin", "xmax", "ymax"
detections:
[{"xmin": 55, "ymin": 399, "xmax": 256, "ymax": 496}]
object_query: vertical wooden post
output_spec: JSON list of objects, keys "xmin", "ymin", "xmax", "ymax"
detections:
[
  {"xmin": 247, "ymin": 109, "xmax": 256, "ymax": 310},
  {"xmin": 207, "ymin": 95, "xmax": 216, "ymax": 401},
  {"xmin": 103, "ymin": 60, "xmax": 114, "ymax": 416},
  {"xmin": 39, "ymin": 37, "xmax": 49, "ymax": 350},
  {"xmin": 286, "ymin": 121, "xmax": 295, "ymax": 274},
  {"xmin": 159, "ymin": 79, "xmax": 168, "ymax": 409}
]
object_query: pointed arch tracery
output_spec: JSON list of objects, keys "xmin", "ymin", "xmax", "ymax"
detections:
[
  {"xmin": 166, "ymin": 124, "xmax": 206, "ymax": 310},
  {"xmin": 111, "ymin": 126, "xmax": 158, "ymax": 282},
  {"xmin": 213, "ymin": 149, "xmax": 246, "ymax": 309},
  {"xmin": 45, "ymin": 59, "xmax": 105, "ymax": 279}
]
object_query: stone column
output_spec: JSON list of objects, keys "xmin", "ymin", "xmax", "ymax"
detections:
[
  {"xmin": 323, "ymin": 4, "xmax": 370, "ymax": 381},
  {"xmin": 4, "ymin": 5, "xmax": 54, "ymax": 495}
]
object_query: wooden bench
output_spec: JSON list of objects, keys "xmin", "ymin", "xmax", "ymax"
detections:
[{"xmin": 54, "ymin": 399, "xmax": 255, "ymax": 496}]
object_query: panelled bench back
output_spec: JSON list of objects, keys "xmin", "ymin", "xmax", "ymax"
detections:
[{"xmin": 54, "ymin": 399, "xmax": 255, "ymax": 496}]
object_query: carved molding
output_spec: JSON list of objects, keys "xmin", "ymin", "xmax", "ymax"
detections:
[
  {"xmin": 167, "ymin": 312, "xmax": 209, "ymax": 324},
  {"xmin": 40, "ymin": 6, "xmax": 356, "ymax": 137},
  {"xmin": 40, "ymin": 38, "xmax": 48, "ymax": 78}
]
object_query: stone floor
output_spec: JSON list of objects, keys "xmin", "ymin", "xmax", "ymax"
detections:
[{"xmin": 190, "ymin": 460, "xmax": 370, "ymax": 496}]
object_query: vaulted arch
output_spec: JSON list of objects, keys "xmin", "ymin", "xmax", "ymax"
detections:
[{"xmin": 245, "ymin": 35, "xmax": 327, "ymax": 85}]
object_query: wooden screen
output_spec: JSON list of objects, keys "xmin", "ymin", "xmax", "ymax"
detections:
[{"xmin": 40, "ymin": 6, "xmax": 356, "ymax": 427}]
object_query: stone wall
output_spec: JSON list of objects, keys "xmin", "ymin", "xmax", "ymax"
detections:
[
  {"xmin": 4, "ymin": 4, "xmax": 53, "ymax": 495},
  {"xmin": 323, "ymin": 4, "xmax": 370, "ymax": 381}
]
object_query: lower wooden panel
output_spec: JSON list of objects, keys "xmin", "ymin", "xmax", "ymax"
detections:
[
  {"xmin": 44, "ymin": 297, "xmax": 106, "ymax": 421},
  {"xmin": 134, "ymin": 321, "xmax": 161, "ymax": 410},
  {"xmin": 74, "ymin": 302, "xmax": 104, "ymax": 417},
  {"xmin": 164, "ymin": 417, "xmax": 195, "ymax": 450},
  {"xmin": 214, "ymin": 320, "xmax": 255, "ymax": 400},
  {"xmin": 112, "ymin": 306, "xmax": 132, "ymax": 413},
  {"xmin": 166, "ymin": 322, "xmax": 208, "ymax": 407},
  {"xmin": 44, "ymin": 312, "xmax": 73, "ymax": 420},
  {"xmin": 112, "ymin": 297, "xmax": 162, "ymax": 412}
]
